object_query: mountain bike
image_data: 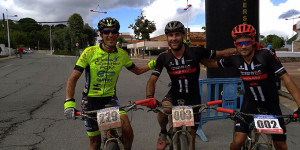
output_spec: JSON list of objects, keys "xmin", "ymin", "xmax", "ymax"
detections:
[
  {"xmin": 150, "ymin": 99, "xmax": 223, "ymax": 150},
  {"xmin": 216, "ymin": 107, "xmax": 299, "ymax": 150},
  {"xmin": 75, "ymin": 98, "xmax": 156, "ymax": 150}
]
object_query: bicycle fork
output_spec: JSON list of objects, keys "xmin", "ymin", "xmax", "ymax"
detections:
[
  {"xmin": 172, "ymin": 128, "xmax": 193, "ymax": 150},
  {"xmin": 102, "ymin": 127, "xmax": 125, "ymax": 150}
]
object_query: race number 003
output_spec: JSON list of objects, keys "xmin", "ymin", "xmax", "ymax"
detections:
[{"xmin": 172, "ymin": 106, "xmax": 194, "ymax": 127}]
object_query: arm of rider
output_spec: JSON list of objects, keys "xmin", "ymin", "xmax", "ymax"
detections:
[
  {"xmin": 64, "ymin": 70, "xmax": 82, "ymax": 119},
  {"xmin": 146, "ymin": 75, "xmax": 159, "ymax": 99},
  {"xmin": 130, "ymin": 60, "xmax": 156, "ymax": 75},
  {"xmin": 215, "ymin": 48, "xmax": 237, "ymax": 58},
  {"xmin": 280, "ymin": 73, "xmax": 300, "ymax": 116},
  {"xmin": 200, "ymin": 59, "xmax": 219, "ymax": 68}
]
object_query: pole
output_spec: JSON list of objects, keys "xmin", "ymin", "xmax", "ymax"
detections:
[
  {"xmin": 50, "ymin": 26, "xmax": 52, "ymax": 55},
  {"xmin": 143, "ymin": 39, "xmax": 145, "ymax": 59},
  {"xmin": 6, "ymin": 9, "xmax": 11, "ymax": 56},
  {"xmin": 186, "ymin": 0, "xmax": 189, "ymax": 41}
]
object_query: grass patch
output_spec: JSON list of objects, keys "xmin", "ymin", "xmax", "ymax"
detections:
[{"xmin": 53, "ymin": 50, "xmax": 77, "ymax": 56}]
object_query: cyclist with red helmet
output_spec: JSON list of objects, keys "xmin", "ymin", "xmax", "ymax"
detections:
[
  {"xmin": 216, "ymin": 24, "xmax": 300, "ymax": 150},
  {"xmin": 146, "ymin": 21, "xmax": 238, "ymax": 150},
  {"xmin": 64, "ymin": 17, "xmax": 156, "ymax": 150}
]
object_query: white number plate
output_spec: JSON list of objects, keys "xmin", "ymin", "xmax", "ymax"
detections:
[
  {"xmin": 97, "ymin": 107, "xmax": 121, "ymax": 131},
  {"xmin": 254, "ymin": 115, "xmax": 283, "ymax": 134},
  {"xmin": 172, "ymin": 106, "xmax": 194, "ymax": 127}
]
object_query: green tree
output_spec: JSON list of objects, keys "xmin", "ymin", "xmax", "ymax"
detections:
[
  {"xmin": 129, "ymin": 11, "xmax": 156, "ymax": 40},
  {"xmin": 259, "ymin": 34, "xmax": 285, "ymax": 49},
  {"xmin": 82, "ymin": 23, "xmax": 97, "ymax": 47},
  {"xmin": 67, "ymin": 13, "xmax": 84, "ymax": 50},
  {"xmin": 17, "ymin": 18, "xmax": 41, "ymax": 33},
  {"xmin": 117, "ymin": 36, "xmax": 127, "ymax": 48}
]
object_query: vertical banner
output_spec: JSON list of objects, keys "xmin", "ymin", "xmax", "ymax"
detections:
[{"xmin": 206, "ymin": 0, "xmax": 259, "ymax": 78}]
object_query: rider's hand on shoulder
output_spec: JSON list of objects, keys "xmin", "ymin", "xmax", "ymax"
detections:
[
  {"xmin": 64, "ymin": 98, "xmax": 76, "ymax": 120},
  {"xmin": 148, "ymin": 60, "xmax": 156, "ymax": 70}
]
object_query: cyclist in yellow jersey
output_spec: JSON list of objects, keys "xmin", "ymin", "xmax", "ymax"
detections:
[{"xmin": 64, "ymin": 17, "xmax": 156, "ymax": 150}]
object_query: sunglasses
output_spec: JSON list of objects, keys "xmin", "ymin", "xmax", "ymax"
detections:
[
  {"xmin": 235, "ymin": 41, "xmax": 252, "ymax": 47},
  {"xmin": 102, "ymin": 29, "xmax": 119, "ymax": 34}
]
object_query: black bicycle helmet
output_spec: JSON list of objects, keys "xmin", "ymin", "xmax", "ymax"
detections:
[
  {"xmin": 98, "ymin": 17, "xmax": 120, "ymax": 32},
  {"xmin": 165, "ymin": 21, "xmax": 185, "ymax": 35}
]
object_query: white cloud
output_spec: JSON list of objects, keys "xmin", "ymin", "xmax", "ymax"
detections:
[
  {"xmin": 143, "ymin": 0, "xmax": 205, "ymax": 37},
  {"xmin": 260, "ymin": 0, "xmax": 300, "ymax": 39}
]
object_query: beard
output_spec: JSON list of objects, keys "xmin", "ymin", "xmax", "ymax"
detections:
[{"xmin": 169, "ymin": 42, "xmax": 184, "ymax": 51}]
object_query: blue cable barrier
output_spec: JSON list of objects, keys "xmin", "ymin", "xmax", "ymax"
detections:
[{"xmin": 196, "ymin": 78, "xmax": 244, "ymax": 142}]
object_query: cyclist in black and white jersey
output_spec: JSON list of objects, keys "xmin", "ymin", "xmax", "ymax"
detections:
[
  {"xmin": 146, "ymin": 21, "xmax": 238, "ymax": 150},
  {"xmin": 216, "ymin": 24, "xmax": 300, "ymax": 150}
]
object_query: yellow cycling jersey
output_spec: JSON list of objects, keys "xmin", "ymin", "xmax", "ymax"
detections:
[{"xmin": 75, "ymin": 44, "xmax": 134, "ymax": 97}]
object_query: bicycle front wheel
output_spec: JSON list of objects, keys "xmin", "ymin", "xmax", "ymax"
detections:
[
  {"xmin": 105, "ymin": 141, "xmax": 120, "ymax": 150},
  {"xmin": 178, "ymin": 133, "xmax": 188, "ymax": 150}
]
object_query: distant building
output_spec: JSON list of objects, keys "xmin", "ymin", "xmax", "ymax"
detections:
[
  {"xmin": 293, "ymin": 21, "xmax": 300, "ymax": 52},
  {"xmin": 94, "ymin": 31, "xmax": 207, "ymax": 56}
]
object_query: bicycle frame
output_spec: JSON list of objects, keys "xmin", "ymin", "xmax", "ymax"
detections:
[
  {"xmin": 216, "ymin": 107, "xmax": 299, "ymax": 150},
  {"xmin": 75, "ymin": 100, "xmax": 143, "ymax": 150},
  {"xmin": 153, "ymin": 99, "xmax": 223, "ymax": 150}
]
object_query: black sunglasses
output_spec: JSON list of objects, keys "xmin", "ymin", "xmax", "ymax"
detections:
[{"xmin": 102, "ymin": 29, "xmax": 119, "ymax": 34}]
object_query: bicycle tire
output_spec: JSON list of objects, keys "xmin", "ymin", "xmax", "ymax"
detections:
[
  {"xmin": 105, "ymin": 141, "xmax": 120, "ymax": 150},
  {"xmin": 178, "ymin": 133, "xmax": 188, "ymax": 150}
]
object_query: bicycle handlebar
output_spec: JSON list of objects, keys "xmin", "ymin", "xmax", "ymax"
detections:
[
  {"xmin": 216, "ymin": 107, "xmax": 234, "ymax": 114},
  {"xmin": 134, "ymin": 98, "xmax": 156, "ymax": 105},
  {"xmin": 216, "ymin": 107, "xmax": 299, "ymax": 121},
  {"xmin": 207, "ymin": 100, "xmax": 222, "ymax": 106}
]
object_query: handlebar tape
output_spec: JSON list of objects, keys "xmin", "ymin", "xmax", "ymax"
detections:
[
  {"xmin": 75, "ymin": 111, "xmax": 81, "ymax": 116},
  {"xmin": 135, "ymin": 98, "xmax": 157, "ymax": 105},
  {"xmin": 216, "ymin": 107, "xmax": 234, "ymax": 114},
  {"xmin": 207, "ymin": 100, "xmax": 222, "ymax": 106}
]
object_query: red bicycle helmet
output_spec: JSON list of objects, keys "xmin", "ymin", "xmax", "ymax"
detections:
[{"xmin": 232, "ymin": 24, "xmax": 256, "ymax": 40}]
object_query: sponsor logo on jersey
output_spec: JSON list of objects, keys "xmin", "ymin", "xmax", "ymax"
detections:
[
  {"xmin": 114, "ymin": 56, "xmax": 119, "ymax": 61},
  {"xmin": 97, "ymin": 71, "xmax": 116, "ymax": 77}
]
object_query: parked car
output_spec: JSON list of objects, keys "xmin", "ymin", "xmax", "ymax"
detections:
[{"xmin": 24, "ymin": 49, "xmax": 33, "ymax": 54}]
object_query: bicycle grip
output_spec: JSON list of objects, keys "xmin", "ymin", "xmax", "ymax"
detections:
[
  {"xmin": 75, "ymin": 111, "xmax": 81, "ymax": 116},
  {"xmin": 293, "ymin": 114, "xmax": 298, "ymax": 119},
  {"xmin": 216, "ymin": 107, "xmax": 234, "ymax": 114},
  {"xmin": 207, "ymin": 100, "xmax": 222, "ymax": 106},
  {"xmin": 135, "ymin": 98, "xmax": 157, "ymax": 105}
]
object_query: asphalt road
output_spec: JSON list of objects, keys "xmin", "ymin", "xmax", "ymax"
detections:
[{"xmin": 0, "ymin": 52, "xmax": 299, "ymax": 150}]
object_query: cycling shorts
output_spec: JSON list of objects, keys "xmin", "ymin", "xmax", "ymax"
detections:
[
  {"xmin": 162, "ymin": 94, "xmax": 201, "ymax": 129},
  {"xmin": 81, "ymin": 96, "xmax": 127, "ymax": 136}
]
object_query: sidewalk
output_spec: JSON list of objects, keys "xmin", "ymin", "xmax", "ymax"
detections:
[
  {"xmin": 0, "ymin": 55, "xmax": 17, "ymax": 61},
  {"xmin": 278, "ymin": 62, "xmax": 300, "ymax": 111}
]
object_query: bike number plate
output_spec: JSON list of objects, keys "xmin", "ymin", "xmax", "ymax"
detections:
[
  {"xmin": 97, "ymin": 107, "xmax": 121, "ymax": 131},
  {"xmin": 254, "ymin": 115, "xmax": 283, "ymax": 134},
  {"xmin": 172, "ymin": 106, "xmax": 194, "ymax": 127}
]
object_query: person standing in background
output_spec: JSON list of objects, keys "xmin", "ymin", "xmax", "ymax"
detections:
[{"xmin": 18, "ymin": 46, "xmax": 24, "ymax": 59}]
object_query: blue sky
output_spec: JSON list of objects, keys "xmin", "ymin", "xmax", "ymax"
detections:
[{"xmin": 1, "ymin": 0, "xmax": 300, "ymax": 38}]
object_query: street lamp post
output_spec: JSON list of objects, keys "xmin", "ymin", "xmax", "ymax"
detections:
[
  {"xmin": 90, "ymin": 9, "xmax": 107, "ymax": 19},
  {"xmin": 184, "ymin": 1, "xmax": 192, "ymax": 42},
  {"xmin": 6, "ymin": 9, "xmax": 17, "ymax": 56},
  {"xmin": 285, "ymin": 14, "xmax": 300, "ymax": 52}
]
